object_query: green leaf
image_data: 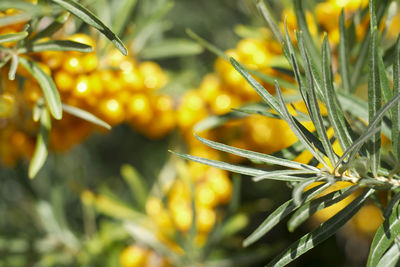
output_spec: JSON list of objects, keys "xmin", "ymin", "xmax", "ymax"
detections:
[
  {"xmin": 351, "ymin": 0, "xmax": 386, "ymax": 89},
  {"xmin": 384, "ymin": 191, "xmax": 400, "ymax": 218},
  {"xmin": 321, "ymin": 35, "xmax": 352, "ymax": 152},
  {"xmin": 193, "ymin": 111, "xmax": 247, "ymax": 132},
  {"xmin": 367, "ymin": 203, "xmax": 400, "ymax": 266},
  {"xmin": 293, "ymin": 0, "xmax": 321, "ymax": 74},
  {"xmin": 186, "ymin": 28, "xmax": 227, "ymax": 60},
  {"xmin": 368, "ymin": 28, "xmax": 382, "ymax": 177},
  {"xmin": 30, "ymin": 12, "xmax": 70, "ymax": 42},
  {"xmin": 0, "ymin": 31, "xmax": 28, "ymax": 44},
  {"xmin": 243, "ymin": 182, "xmax": 331, "ymax": 247},
  {"xmin": 337, "ymin": 91, "xmax": 368, "ymax": 122},
  {"xmin": 0, "ymin": 1, "xmax": 43, "ymax": 12},
  {"xmin": 29, "ymin": 107, "xmax": 51, "ymax": 179},
  {"xmin": 140, "ymin": 39, "xmax": 203, "ymax": 59},
  {"xmin": 272, "ymin": 140, "xmax": 306, "ymax": 161},
  {"xmin": 62, "ymin": 104, "xmax": 110, "ymax": 130},
  {"xmin": 19, "ymin": 57, "xmax": 62, "ymax": 120},
  {"xmin": 170, "ymin": 151, "xmax": 266, "ymax": 177},
  {"xmin": 255, "ymin": 0, "xmax": 285, "ymax": 48},
  {"xmin": 369, "ymin": 0, "xmax": 377, "ymax": 30},
  {"xmin": 392, "ymin": 36, "xmax": 400, "ymax": 159},
  {"xmin": 0, "ymin": 13, "xmax": 31, "ymax": 28},
  {"xmin": 299, "ymin": 35, "xmax": 337, "ymax": 165},
  {"xmin": 8, "ymin": 54, "xmax": 18, "ymax": 80},
  {"xmin": 120, "ymin": 164, "xmax": 148, "ymax": 210},
  {"xmin": 268, "ymin": 189, "xmax": 374, "ymax": 266},
  {"xmin": 335, "ymin": 88, "xmax": 400, "ymax": 170},
  {"xmin": 194, "ymin": 134, "xmax": 318, "ymax": 171},
  {"xmin": 275, "ymin": 82, "xmax": 330, "ymax": 169},
  {"xmin": 338, "ymin": 9, "xmax": 351, "ymax": 93},
  {"xmin": 377, "ymin": 45, "xmax": 392, "ymax": 104},
  {"xmin": 253, "ymin": 170, "xmax": 319, "ymax": 182},
  {"xmin": 288, "ymin": 185, "xmax": 359, "ymax": 232},
  {"xmin": 296, "ymin": 31, "xmax": 323, "ymax": 98},
  {"xmin": 50, "ymin": 0, "xmax": 127, "ymax": 55},
  {"xmin": 20, "ymin": 40, "xmax": 93, "ymax": 53},
  {"xmin": 351, "ymin": 33, "xmax": 370, "ymax": 90},
  {"xmin": 228, "ymin": 174, "xmax": 241, "ymax": 214},
  {"xmin": 230, "ymin": 58, "xmax": 283, "ymax": 116},
  {"xmin": 112, "ymin": 0, "xmax": 137, "ymax": 36},
  {"xmin": 377, "ymin": 242, "xmax": 400, "ymax": 267},
  {"xmin": 293, "ymin": 177, "xmax": 320, "ymax": 206}
]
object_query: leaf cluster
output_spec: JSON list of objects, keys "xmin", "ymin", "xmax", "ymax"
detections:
[{"xmin": 176, "ymin": 0, "xmax": 400, "ymax": 265}]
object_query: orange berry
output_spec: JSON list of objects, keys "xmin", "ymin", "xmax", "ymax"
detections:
[
  {"xmin": 98, "ymin": 97, "xmax": 125, "ymax": 125},
  {"xmin": 126, "ymin": 94, "xmax": 153, "ymax": 126},
  {"xmin": 54, "ymin": 71, "xmax": 75, "ymax": 92},
  {"xmin": 63, "ymin": 56, "xmax": 83, "ymax": 74},
  {"xmin": 81, "ymin": 53, "xmax": 98, "ymax": 73},
  {"xmin": 139, "ymin": 62, "xmax": 167, "ymax": 90}
]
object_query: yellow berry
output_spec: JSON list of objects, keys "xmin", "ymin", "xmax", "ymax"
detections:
[
  {"xmin": 206, "ymin": 168, "xmax": 232, "ymax": 204},
  {"xmin": 195, "ymin": 182, "xmax": 218, "ymax": 208},
  {"xmin": 196, "ymin": 207, "xmax": 216, "ymax": 233},
  {"xmin": 98, "ymin": 97, "xmax": 125, "ymax": 125},
  {"xmin": 126, "ymin": 93, "xmax": 153, "ymax": 126},
  {"xmin": 0, "ymin": 93, "xmax": 15, "ymax": 118},
  {"xmin": 119, "ymin": 246, "xmax": 148, "ymax": 267},
  {"xmin": 54, "ymin": 71, "xmax": 75, "ymax": 92}
]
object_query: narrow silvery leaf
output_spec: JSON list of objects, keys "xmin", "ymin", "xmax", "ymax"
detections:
[
  {"xmin": 195, "ymin": 134, "xmax": 318, "ymax": 171},
  {"xmin": 335, "ymin": 87, "xmax": 400, "ymax": 169},
  {"xmin": 0, "ymin": 31, "xmax": 28, "ymax": 44},
  {"xmin": 170, "ymin": 151, "xmax": 266, "ymax": 177},
  {"xmin": 368, "ymin": 28, "xmax": 382, "ymax": 177},
  {"xmin": 292, "ymin": 177, "xmax": 319, "ymax": 206},
  {"xmin": 392, "ymin": 36, "xmax": 400, "ymax": 159},
  {"xmin": 384, "ymin": 191, "xmax": 400, "ymax": 218},
  {"xmin": 29, "ymin": 107, "xmax": 51, "ymax": 179},
  {"xmin": 299, "ymin": 37, "xmax": 337, "ymax": 165},
  {"xmin": 268, "ymin": 189, "xmax": 374, "ymax": 267},
  {"xmin": 50, "ymin": 0, "xmax": 127, "ymax": 55},
  {"xmin": 293, "ymin": 0, "xmax": 321, "ymax": 74},
  {"xmin": 30, "ymin": 13, "xmax": 70, "ymax": 42},
  {"xmin": 377, "ymin": 242, "xmax": 400, "ymax": 267},
  {"xmin": 19, "ymin": 57, "xmax": 62, "ymax": 120},
  {"xmin": 21, "ymin": 40, "xmax": 93, "ymax": 53},
  {"xmin": 367, "ymin": 203, "xmax": 400, "ymax": 266},
  {"xmin": 8, "ymin": 54, "xmax": 18, "ymax": 80},
  {"xmin": 62, "ymin": 104, "xmax": 111, "ymax": 130},
  {"xmin": 322, "ymin": 35, "xmax": 352, "ymax": 151},
  {"xmin": 243, "ymin": 183, "xmax": 331, "ymax": 247},
  {"xmin": 255, "ymin": 0, "xmax": 288, "ymax": 57},
  {"xmin": 253, "ymin": 170, "xmax": 319, "ymax": 182},
  {"xmin": 296, "ymin": 31, "xmax": 323, "ymax": 98},
  {"xmin": 369, "ymin": 0, "xmax": 377, "ymax": 31},
  {"xmin": 121, "ymin": 164, "xmax": 147, "ymax": 210},
  {"xmin": 339, "ymin": 9, "xmax": 351, "ymax": 93},
  {"xmin": 112, "ymin": 0, "xmax": 137, "ymax": 36},
  {"xmin": 230, "ymin": 58, "xmax": 283, "ymax": 116},
  {"xmin": 275, "ymin": 82, "xmax": 330, "ymax": 169},
  {"xmin": 288, "ymin": 185, "xmax": 359, "ymax": 232}
]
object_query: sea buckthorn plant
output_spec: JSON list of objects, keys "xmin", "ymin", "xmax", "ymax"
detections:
[
  {"xmin": 175, "ymin": 0, "xmax": 400, "ymax": 265},
  {"xmin": 0, "ymin": 0, "xmax": 129, "ymax": 177}
]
